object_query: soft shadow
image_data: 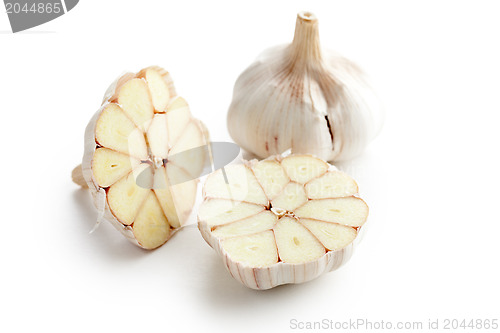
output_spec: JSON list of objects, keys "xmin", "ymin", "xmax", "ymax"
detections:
[
  {"xmin": 241, "ymin": 149, "xmax": 260, "ymax": 161},
  {"xmin": 72, "ymin": 189, "xmax": 146, "ymax": 261},
  {"xmin": 197, "ymin": 256, "xmax": 340, "ymax": 311}
]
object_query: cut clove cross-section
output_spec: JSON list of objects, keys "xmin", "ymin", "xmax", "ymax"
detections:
[
  {"xmin": 198, "ymin": 153, "xmax": 368, "ymax": 289},
  {"xmin": 73, "ymin": 66, "xmax": 208, "ymax": 249}
]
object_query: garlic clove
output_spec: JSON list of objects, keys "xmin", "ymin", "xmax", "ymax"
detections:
[
  {"xmin": 168, "ymin": 121, "xmax": 208, "ymax": 180},
  {"xmin": 203, "ymin": 164, "xmax": 268, "ymax": 205},
  {"xmin": 198, "ymin": 199, "xmax": 265, "ymax": 228},
  {"xmin": 198, "ymin": 153, "xmax": 368, "ymax": 289},
  {"xmin": 95, "ymin": 104, "xmax": 148, "ymax": 160},
  {"xmin": 117, "ymin": 78, "xmax": 154, "ymax": 132},
  {"xmin": 166, "ymin": 174, "xmax": 197, "ymax": 226},
  {"xmin": 165, "ymin": 97, "xmax": 191, "ymax": 144},
  {"xmin": 281, "ymin": 155, "xmax": 328, "ymax": 184},
  {"xmin": 211, "ymin": 211, "xmax": 277, "ymax": 239},
  {"xmin": 152, "ymin": 163, "xmax": 198, "ymax": 228},
  {"xmin": 270, "ymin": 182, "xmax": 307, "ymax": 212},
  {"xmin": 251, "ymin": 159, "xmax": 289, "ymax": 200},
  {"xmin": 91, "ymin": 148, "xmax": 140, "ymax": 188},
  {"xmin": 133, "ymin": 192, "xmax": 171, "ymax": 250},
  {"xmin": 274, "ymin": 216, "xmax": 326, "ymax": 264},
  {"xmin": 227, "ymin": 12, "xmax": 383, "ymax": 162},
  {"xmin": 138, "ymin": 67, "xmax": 171, "ymax": 112},
  {"xmin": 220, "ymin": 231, "xmax": 278, "ymax": 268},
  {"xmin": 294, "ymin": 197, "xmax": 369, "ymax": 227},
  {"xmin": 152, "ymin": 165, "xmax": 180, "ymax": 228},
  {"xmin": 305, "ymin": 171, "xmax": 359, "ymax": 199},
  {"xmin": 108, "ymin": 164, "xmax": 152, "ymax": 226},
  {"xmin": 147, "ymin": 113, "xmax": 169, "ymax": 160},
  {"xmin": 300, "ymin": 218, "xmax": 357, "ymax": 251}
]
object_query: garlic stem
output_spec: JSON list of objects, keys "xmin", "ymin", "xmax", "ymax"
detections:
[{"xmin": 288, "ymin": 11, "xmax": 322, "ymax": 70}]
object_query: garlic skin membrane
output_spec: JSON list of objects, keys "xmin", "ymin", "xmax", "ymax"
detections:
[{"xmin": 227, "ymin": 12, "xmax": 383, "ymax": 162}]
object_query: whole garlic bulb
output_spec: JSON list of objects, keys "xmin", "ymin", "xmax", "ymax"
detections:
[{"xmin": 227, "ymin": 12, "xmax": 383, "ymax": 161}]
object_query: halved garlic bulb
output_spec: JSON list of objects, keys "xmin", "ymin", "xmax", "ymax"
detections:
[
  {"xmin": 227, "ymin": 12, "xmax": 383, "ymax": 161},
  {"xmin": 198, "ymin": 153, "xmax": 368, "ymax": 289},
  {"xmin": 72, "ymin": 66, "xmax": 208, "ymax": 249}
]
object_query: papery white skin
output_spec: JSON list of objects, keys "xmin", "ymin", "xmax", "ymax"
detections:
[
  {"xmin": 227, "ymin": 12, "xmax": 383, "ymax": 162},
  {"xmin": 199, "ymin": 224, "xmax": 364, "ymax": 290}
]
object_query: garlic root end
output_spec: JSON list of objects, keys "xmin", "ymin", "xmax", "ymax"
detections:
[{"xmin": 72, "ymin": 164, "xmax": 88, "ymax": 188}]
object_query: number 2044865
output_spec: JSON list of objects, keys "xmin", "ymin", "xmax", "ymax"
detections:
[
  {"xmin": 5, "ymin": 2, "xmax": 62, "ymax": 14},
  {"xmin": 444, "ymin": 319, "xmax": 498, "ymax": 330}
]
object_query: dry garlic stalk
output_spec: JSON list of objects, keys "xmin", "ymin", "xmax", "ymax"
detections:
[
  {"xmin": 72, "ymin": 66, "xmax": 208, "ymax": 249},
  {"xmin": 227, "ymin": 12, "xmax": 383, "ymax": 162},
  {"xmin": 198, "ymin": 153, "xmax": 368, "ymax": 289}
]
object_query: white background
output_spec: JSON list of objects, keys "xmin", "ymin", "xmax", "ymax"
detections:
[{"xmin": 1, "ymin": 1, "xmax": 499, "ymax": 332}]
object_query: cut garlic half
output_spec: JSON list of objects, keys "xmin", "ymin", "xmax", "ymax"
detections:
[
  {"xmin": 73, "ymin": 66, "xmax": 208, "ymax": 249},
  {"xmin": 198, "ymin": 153, "xmax": 368, "ymax": 289}
]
